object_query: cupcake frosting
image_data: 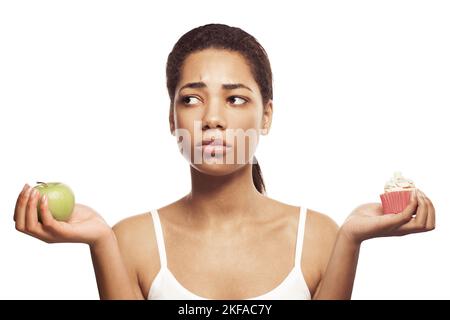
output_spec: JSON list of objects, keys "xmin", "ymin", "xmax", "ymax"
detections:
[{"xmin": 384, "ymin": 171, "xmax": 415, "ymax": 192}]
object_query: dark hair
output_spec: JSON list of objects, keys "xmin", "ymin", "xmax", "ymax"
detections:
[{"xmin": 166, "ymin": 23, "xmax": 272, "ymax": 194}]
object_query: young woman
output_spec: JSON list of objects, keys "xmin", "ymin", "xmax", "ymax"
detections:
[{"xmin": 13, "ymin": 24, "xmax": 435, "ymax": 300}]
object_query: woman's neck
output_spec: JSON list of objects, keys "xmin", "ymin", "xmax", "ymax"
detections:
[{"xmin": 183, "ymin": 164, "xmax": 266, "ymax": 229}]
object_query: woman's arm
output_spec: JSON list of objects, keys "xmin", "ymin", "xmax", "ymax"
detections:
[
  {"xmin": 14, "ymin": 184, "xmax": 142, "ymax": 300},
  {"xmin": 313, "ymin": 189, "xmax": 435, "ymax": 300},
  {"xmin": 312, "ymin": 230, "xmax": 360, "ymax": 299},
  {"xmin": 90, "ymin": 231, "xmax": 143, "ymax": 300}
]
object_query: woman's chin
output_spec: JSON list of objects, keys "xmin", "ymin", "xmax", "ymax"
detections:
[{"xmin": 191, "ymin": 161, "xmax": 244, "ymax": 177}]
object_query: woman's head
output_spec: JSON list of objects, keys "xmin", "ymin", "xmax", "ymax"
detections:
[{"xmin": 166, "ymin": 24, "xmax": 273, "ymax": 193}]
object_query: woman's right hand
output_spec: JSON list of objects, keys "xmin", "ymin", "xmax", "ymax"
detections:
[{"xmin": 14, "ymin": 184, "xmax": 113, "ymax": 246}]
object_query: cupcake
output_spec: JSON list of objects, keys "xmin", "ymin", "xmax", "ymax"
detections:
[{"xmin": 380, "ymin": 172, "xmax": 416, "ymax": 214}]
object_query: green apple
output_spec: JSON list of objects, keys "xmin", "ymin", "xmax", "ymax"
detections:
[{"xmin": 34, "ymin": 182, "xmax": 75, "ymax": 222}]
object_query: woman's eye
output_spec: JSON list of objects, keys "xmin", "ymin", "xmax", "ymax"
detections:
[
  {"xmin": 228, "ymin": 96, "xmax": 247, "ymax": 105},
  {"xmin": 182, "ymin": 96, "xmax": 201, "ymax": 105}
]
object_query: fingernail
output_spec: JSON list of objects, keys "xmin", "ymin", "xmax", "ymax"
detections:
[
  {"xmin": 42, "ymin": 194, "xmax": 47, "ymax": 204},
  {"xmin": 22, "ymin": 184, "xmax": 27, "ymax": 191},
  {"xmin": 31, "ymin": 189, "xmax": 37, "ymax": 197}
]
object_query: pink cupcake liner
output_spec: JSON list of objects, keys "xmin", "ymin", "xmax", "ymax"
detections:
[{"xmin": 380, "ymin": 190, "xmax": 412, "ymax": 214}]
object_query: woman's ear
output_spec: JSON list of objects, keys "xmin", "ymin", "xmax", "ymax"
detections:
[
  {"xmin": 261, "ymin": 99, "xmax": 273, "ymax": 135},
  {"xmin": 169, "ymin": 106, "xmax": 175, "ymax": 136}
]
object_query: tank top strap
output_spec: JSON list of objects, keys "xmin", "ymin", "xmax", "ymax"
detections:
[
  {"xmin": 150, "ymin": 209, "xmax": 167, "ymax": 268},
  {"xmin": 294, "ymin": 206, "xmax": 308, "ymax": 267}
]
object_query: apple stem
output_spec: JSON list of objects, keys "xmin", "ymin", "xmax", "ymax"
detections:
[{"xmin": 36, "ymin": 181, "xmax": 48, "ymax": 187}]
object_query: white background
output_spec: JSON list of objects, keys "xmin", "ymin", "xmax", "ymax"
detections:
[{"xmin": 1, "ymin": 0, "xmax": 449, "ymax": 299}]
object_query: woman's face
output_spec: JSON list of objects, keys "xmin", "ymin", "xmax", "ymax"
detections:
[{"xmin": 170, "ymin": 48, "xmax": 272, "ymax": 176}]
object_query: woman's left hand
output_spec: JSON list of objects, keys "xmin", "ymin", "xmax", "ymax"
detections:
[{"xmin": 341, "ymin": 189, "xmax": 436, "ymax": 245}]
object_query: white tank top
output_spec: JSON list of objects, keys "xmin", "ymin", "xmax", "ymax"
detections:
[{"xmin": 147, "ymin": 206, "xmax": 311, "ymax": 300}]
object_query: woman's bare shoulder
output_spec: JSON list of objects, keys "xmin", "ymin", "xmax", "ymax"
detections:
[
  {"xmin": 267, "ymin": 197, "xmax": 339, "ymax": 251},
  {"xmin": 265, "ymin": 196, "xmax": 337, "ymax": 228},
  {"xmin": 113, "ymin": 212, "xmax": 154, "ymax": 242},
  {"xmin": 303, "ymin": 208, "xmax": 339, "ymax": 271},
  {"xmin": 306, "ymin": 208, "xmax": 339, "ymax": 238},
  {"xmin": 112, "ymin": 198, "xmax": 184, "ymax": 249}
]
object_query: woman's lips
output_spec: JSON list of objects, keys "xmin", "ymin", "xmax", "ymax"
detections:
[
  {"xmin": 194, "ymin": 138, "xmax": 232, "ymax": 156},
  {"xmin": 197, "ymin": 139, "xmax": 230, "ymax": 146},
  {"xmin": 196, "ymin": 144, "xmax": 232, "ymax": 155}
]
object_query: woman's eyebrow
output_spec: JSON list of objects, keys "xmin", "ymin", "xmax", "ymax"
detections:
[
  {"xmin": 178, "ymin": 82, "xmax": 253, "ymax": 93},
  {"xmin": 222, "ymin": 83, "xmax": 253, "ymax": 92}
]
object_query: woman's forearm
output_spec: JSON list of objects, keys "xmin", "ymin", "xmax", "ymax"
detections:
[
  {"xmin": 89, "ymin": 232, "xmax": 138, "ymax": 300},
  {"xmin": 314, "ymin": 230, "xmax": 361, "ymax": 300}
]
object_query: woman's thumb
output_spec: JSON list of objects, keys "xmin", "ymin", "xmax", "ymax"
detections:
[{"xmin": 388, "ymin": 190, "xmax": 419, "ymax": 228}]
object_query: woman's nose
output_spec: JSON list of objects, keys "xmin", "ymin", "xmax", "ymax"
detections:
[{"xmin": 202, "ymin": 101, "xmax": 226, "ymax": 130}]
